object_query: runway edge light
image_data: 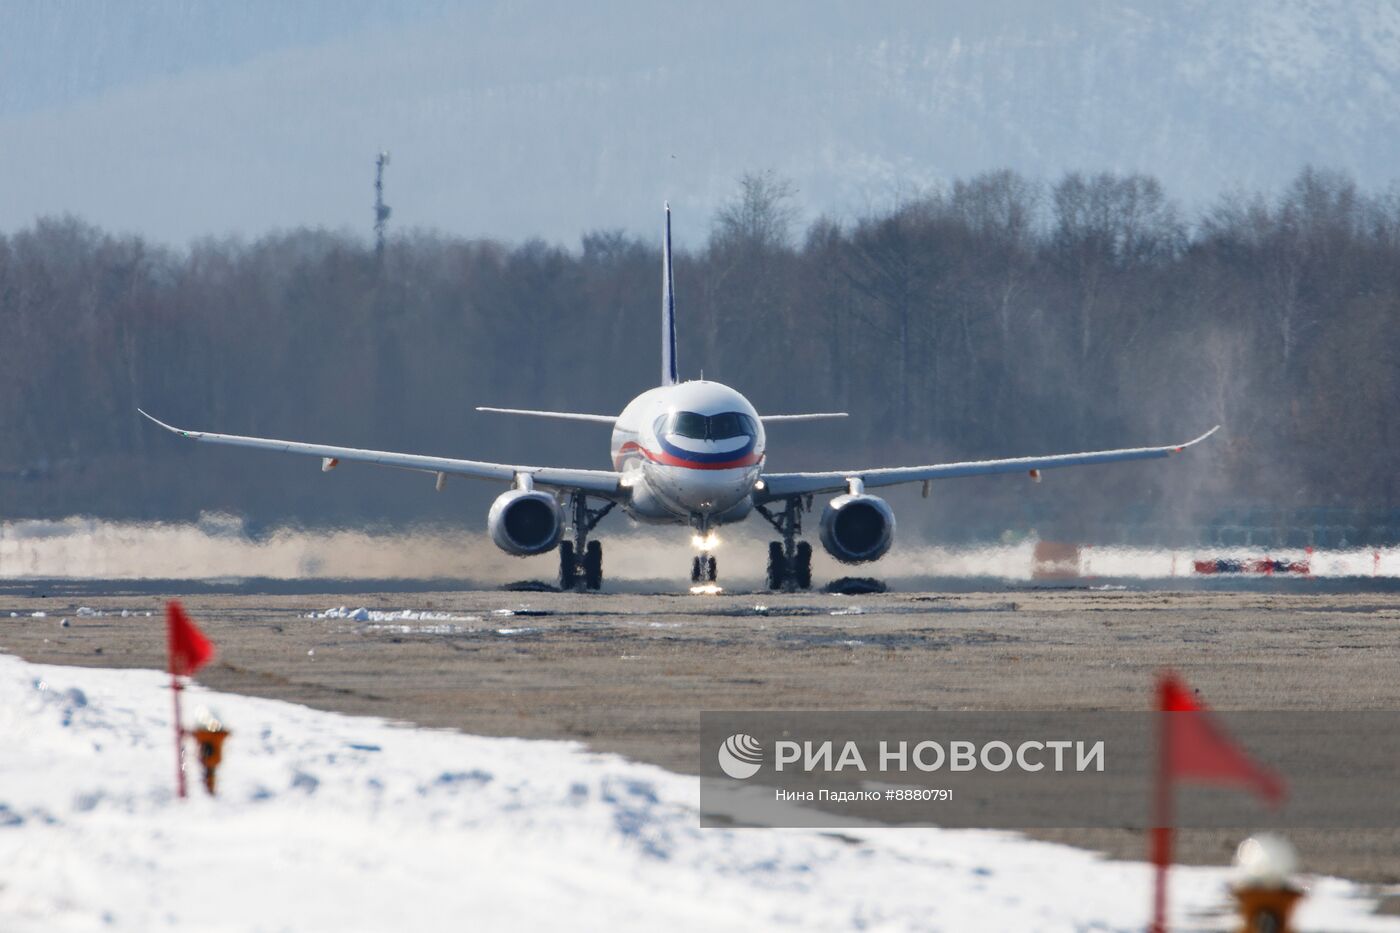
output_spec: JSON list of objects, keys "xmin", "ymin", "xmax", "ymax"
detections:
[{"xmin": 1230, "ymin": 834, "xmax": 1304, "ymax": 933}]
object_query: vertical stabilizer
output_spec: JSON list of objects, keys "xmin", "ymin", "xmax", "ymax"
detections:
[{"xmin": 662, "ymin": 203, "xmax": 679, "ymax": 386}]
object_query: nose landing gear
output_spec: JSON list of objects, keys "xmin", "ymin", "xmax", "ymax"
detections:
[
  {"xmin": 690, "ymin": 553, "xmax": 718, "ymax": 584},
  {"xmin": 756, "ymin": 496, "xmax": 813, "ymax": 591},
  {"xmin": 689, "ymin": 523, "xmax": 721, "ymax": 591}
]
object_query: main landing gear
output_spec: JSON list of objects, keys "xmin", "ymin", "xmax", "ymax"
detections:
[
  {"xmin": 756, "ymin": 496, "xmax": 813, "ymax": 591},
  {"xmin": 559, "ymin": 492, "xmax": 614, "ymax": 591}
]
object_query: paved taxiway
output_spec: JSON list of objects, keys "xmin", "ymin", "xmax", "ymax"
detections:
[{"xmin": 2, "ymin": 586, "xmax": 1398, "ymax": 890}]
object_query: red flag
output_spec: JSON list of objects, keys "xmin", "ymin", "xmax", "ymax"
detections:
[
  {"xmin": 1150, "ymin": 673, "xmax": 1285, "ymax": 932},
  {"xmin": 1159, "ymin": 672, "xmax": 1284, "ymax": 803},
  {"xmin": 166, "ymin": 601, "xmax": 214, "ymax": 677}
]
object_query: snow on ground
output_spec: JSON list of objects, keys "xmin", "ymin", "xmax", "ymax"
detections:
[{"xmin": 0, "ymin": 654, "xmax": 1395, "ymax": 933}]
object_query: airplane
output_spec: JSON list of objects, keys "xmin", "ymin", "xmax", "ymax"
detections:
[{"xmin": 140, "ymin": 204, "xmax": 1218, "ymax": 592}]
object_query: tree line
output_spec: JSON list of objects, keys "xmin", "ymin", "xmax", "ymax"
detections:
[{"xmin": 2, "ymin": 167, "xmax": 1397, "ymax": 544}]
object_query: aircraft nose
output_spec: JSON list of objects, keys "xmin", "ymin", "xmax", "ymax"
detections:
[{"xmin": 645, "ymin": 463, "xmax": 745, "ymax": 516}]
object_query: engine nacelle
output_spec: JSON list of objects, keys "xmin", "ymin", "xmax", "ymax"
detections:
[
  {"xmin": 488, "ymin": 489, "xmax": 564, "ymax": 556},
  {"xmin": 819, "ymin": 494, "xmax": 895, "ymax": 563}
]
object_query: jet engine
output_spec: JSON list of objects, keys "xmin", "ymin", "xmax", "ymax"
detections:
[
  {"xmin": 819, "ymin": 493, "xmax": 895, "ymax": 563},
  {"xmin": 488, "ymin": 489, "xmax": 564, "ymax": 556}
]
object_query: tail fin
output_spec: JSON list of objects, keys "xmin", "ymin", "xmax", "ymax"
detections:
[{"xmin": 662, "ymin": 202, "xmax": 678, "ymax": 386}]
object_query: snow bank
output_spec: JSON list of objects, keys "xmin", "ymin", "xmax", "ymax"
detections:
[
  {"xmin": 8, "ymin": 517, "xmax": 1400, "ymax": 583},
  {"xmin": 0, "ymin": 654, "xmax": 1394, "ymax": 932}
]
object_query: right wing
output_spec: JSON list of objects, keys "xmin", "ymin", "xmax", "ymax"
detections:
[
  {"xmin": 475, "ymin": 407, "xmax": 616, "ymax": 425},
  {"xmin": 757, "ymin": 426, "xmax": 1219, "ymax": 502},
  {"xmin": 139, "ymin": 410, "xmax": 622, "ymax": 497}
]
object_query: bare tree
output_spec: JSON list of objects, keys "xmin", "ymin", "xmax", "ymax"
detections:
[
  {"xmin": 711, "ymin": 170, "xmax": 800, "ymax": 253},
  {"xmin": 3, "ymin": 167, "xmax": 1399, "ymax": 539}
]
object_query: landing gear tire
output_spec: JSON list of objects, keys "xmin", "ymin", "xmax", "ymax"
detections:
[
  {"xmin": 558, "ymin": 540, "xmax": 577, "ymax": 590},
  {"xmin": 766, "ymin": 542, "xmax": 787, "ymax": 590},
  {"xmin": 691, "ymin": 554, "xmax": 718, "ymax": 585},
  {"xmin": 583, "ymin": 540, "xmax": 603, "ymax": 591},
  {"xmin": 765, "ymin": 540, "xmax": 811, "ymax": 591},
  {"xmin": 795, "ymin": 541, "xmax": 813, "ymax": 590},
  {"xmin": 559, "ymin": 493, "xmax": 614, "ymax": 592},
  {"xmin": 757, "ymin": 497, "xmax": 815, "ymax": 592}
]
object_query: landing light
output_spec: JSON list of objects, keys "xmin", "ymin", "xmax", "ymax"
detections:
[
  {"xmin": 689, "ymin": 584, "xmax": 724, "ymax": 595},
  {"xmin": 692, "ymin": 532, "xmax": 721, "ymax": 551}
]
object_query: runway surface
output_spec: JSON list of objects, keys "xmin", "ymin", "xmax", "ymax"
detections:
[{"xmin": 2, "ymin": 584, "xmax": 1398, "ymax": 891}]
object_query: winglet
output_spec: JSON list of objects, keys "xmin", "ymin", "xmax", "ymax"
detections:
[
  {"xmin": 1171, "ymin": 425, "xmax": 1221, "ymax": 453},
  {"xmin": 662, "ymin": 202, "xmax": 678, "ymax": 387},
  {"xmin": 138, "ymin": 408, "xmax": 197, "ymax": 438}
]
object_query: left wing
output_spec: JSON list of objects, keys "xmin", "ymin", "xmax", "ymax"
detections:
[
  {"xmin": 139, "ymin": 410, "xmax": 623, "ymax": 497},
  {"xmin": 761, "ymin": 413, "xmax": 849, "ymax": 423},
  {"xmin": 757, "ymin": 426, "xmax": 1219, "ymax": 502}
]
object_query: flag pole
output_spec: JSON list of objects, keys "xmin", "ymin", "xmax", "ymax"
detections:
[
  {"xmin": 1150, "ymin": 782, "xmax": 1172, "ymax": 931},
  {"xmin": 171, "ymin": 673, "xmax": 187, "ymax": 799},
  {"xmin": 1151, "ymin": 677, "xmax": 1173, "ymax": 933},
  {"xmin": 165, "ymin": 600, "xmax": 215, "ymax": 801}
]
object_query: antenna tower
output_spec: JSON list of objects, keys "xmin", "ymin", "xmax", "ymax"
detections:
[{"xmin": 374, "ymin": 151, "xmax": 392, "ymax": 257}]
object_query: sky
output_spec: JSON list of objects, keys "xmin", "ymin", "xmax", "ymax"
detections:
[{"xmin": 3, "ymin": 0, "xmax": 1398, "ymax": 248}]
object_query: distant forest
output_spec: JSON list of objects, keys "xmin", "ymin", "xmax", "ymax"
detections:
[{"xmin": 3, "ymin": 167, "xmax": 1398, "ymax": 544}]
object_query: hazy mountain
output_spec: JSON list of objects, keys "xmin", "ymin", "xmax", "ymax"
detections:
[{"xmin": 3, "ymin": 0, "xmax": 1398, "ymax": 245}]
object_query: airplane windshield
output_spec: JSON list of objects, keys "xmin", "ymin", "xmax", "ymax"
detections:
[
  {"xmin": 707, "ymin": 412, "xmax": 749, "ymax": 439},
  {"xmin": 657, "ymin": 411, "xmax": 757, "ymax": 441},
  {"xmin": 671, "ymin": 412, "xmax": 709, "ymax": 439}
]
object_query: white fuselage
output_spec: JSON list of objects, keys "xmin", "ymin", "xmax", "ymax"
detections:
[{"xmin": 609, "ymin": 380, "xmax": 765, "ymax": 529}]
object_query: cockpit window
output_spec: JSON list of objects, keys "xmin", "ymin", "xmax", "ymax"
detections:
[
  {"xmin": 707, "ymin": 412, "xmax": 750, "ymax": 439},
  {"xmin": 671, "ymin": 411, "xmax": 709, "ymax": 439},
  {"xmin": 655, "ymin": 411, "xmax": 757, "ymax": 441}
]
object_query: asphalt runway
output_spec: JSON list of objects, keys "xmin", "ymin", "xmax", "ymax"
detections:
[{"xmin": 3, "ymin": 584, "xmax": 1398, "ymax": 893}]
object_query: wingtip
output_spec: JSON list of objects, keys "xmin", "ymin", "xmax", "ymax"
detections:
[
  {"xmin": 136, "ymin": 408, "xmax": 185, "ymax": 435},
  {"xmin": 1173, "ymin": 425, "xmax": 1222, "ymax": 452}
]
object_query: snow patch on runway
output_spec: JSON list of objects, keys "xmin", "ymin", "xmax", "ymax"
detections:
[
  {"xmin": 305, "ymin": 606, "xmax": 482, "ymax": 623},
  {"xmin": 0, "ymin": 654, "xmax": 1395, "ymax": 932},
  {"xmin": 298, "ymin": 607, "xmax": 553, "ymax": 637}
]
